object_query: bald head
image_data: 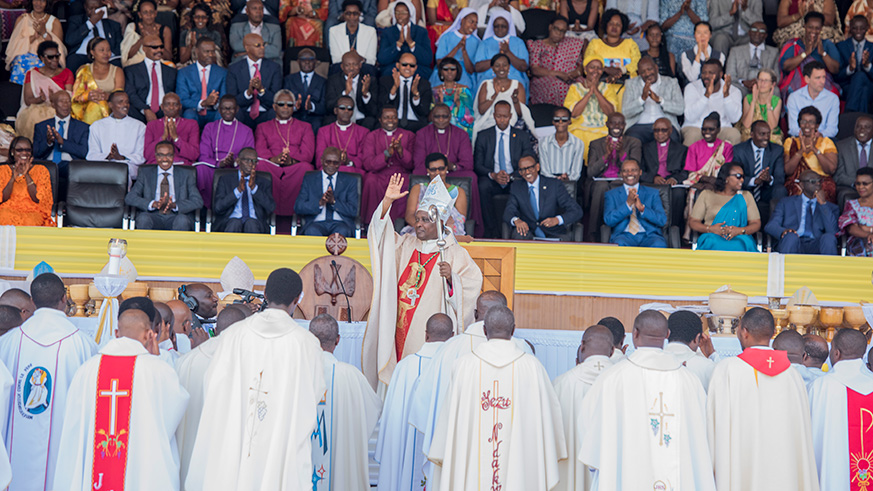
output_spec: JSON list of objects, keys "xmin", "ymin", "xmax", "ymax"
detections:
[
  {"xmin": 632, "ymin": 310, "xmax": 669, "ymax": 348},
  {"xmin": 475, "ymin": 291, "xmax": 508, "ymax": 322},
  {"xmin": 0, "ymin": 288, "xmax": 34, "ymax": 320},
  {"xmin": 167, "ymin": 299, "xmax": 193, "ymax": 336},
  {"xmin": 831, "ymin": 328, "xmax": 867, "ymax": 364},
  {"xmin": 578, "ymin": 325, "xmax": 615, "ymax": 362},
  {"xmin": 426, "ymin": 313, "xmax": 454, "ymax": 342},
  {"xmin": 802, "ymin": 333, "xmax": 829, "ymax": 367},
  {"xmin": 773, "ymin": 329, "xmax": 804, "ymax": 363},
  {"xmin": 117, "ymin": 309, "xmax": 156, "ymax": 351},
  {"xmin": 215, "ymin": 305, "xmax": 247, "ymax": 335},
  {"xmin": 310, "ymin": 313, "xmax": 340, "ymax": 352},
  {"xmin": 738, "ymin": 307, "xmax": 775, "ymax": 348},
  {"xmin": 483, "ymin": 306, "xmax": 515, "ymax": 340}
]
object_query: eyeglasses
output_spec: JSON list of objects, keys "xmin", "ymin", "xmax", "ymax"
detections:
[
  {"xmin": 750, "ymin": 27, "xmax": 766, "ymax": 33},
  {"xmin": 145, "ymin": 44, "xmax": 163, "ymax": 49},
  {"xmin": 239, "ymin": 157, "xmax": 257, "ymax": 163},
  {"xmin": 856, "ymin": 181, "xmax": 873, "ymax": 186},
  {"xmin": 518, "ymin": 165, "xmax": 538, "ymax": 173},
  {"xmin": 801, "ymin": 178, "xmax": 823, "ymax": 184},
  {"xmin": 552, "ymin": 117, "xmax": 570, "ymax": 122},
  {"xmin": 13, "ymin": 147, "xmax": 32, "ymax": 153},
  {"xmin": 44, "ymin": 53, "xmax": 61, "ymax": 60},
  {"xmin": 441, "ymin": 66, "xmax": 458, "ymax": 71},
  {"xmin": 400, "ymin": 62, "xmax": 417, "ymax": 67},
  {"xmin": 274, "ymin": 101, "xmax": 294, "ymax": 107},
  {"xmin": 730, "ymin": 173, "xmax": 745, "ymax": 179},
  {"xmin": 337, "ymin": 105, "xmax": 354, "ymax": 111},
  {"xmin": 428, "ymin": 166, "xmax": 447, "ymax": 172},
  {"xmin": 298, "ymin": 56, "xmax": 316, "ymax": 61},
  {"xmin": 155, "ymin": 152, "xmax": 174, "ymax": 158},
  {"xmin": 323, "ymin": 158, "xmax": 342, "ymax": 164}
]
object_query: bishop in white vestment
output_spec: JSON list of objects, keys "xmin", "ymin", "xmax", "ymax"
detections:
[
  {"xmin": 185, "ymin": 269, "xmax": 326, "ymax": 491},
  {"xmin": 53, "ymin": 309, "xmax": 189, "ymax": 491},
  {"xmin": 552, "ymin": 325, "xmax": 614, "ymax": 491},
  {"xmin": 309, "ymin": 314, "xmax": 382, "ymax": 491},
  {"xmin": 375, "ymin": 313, "xmax": 454, "ymax": 491},
  {"xmin": 363, "ymin": 174, "xmax": 483, "ymax": 388},
  {"xmin": 578, "ymin": 311, "xmax": 716, "ymax": 491},
  {"xmin": 663, "ymin": 310, "xmax": 716, "ymax": 391},
  {"xmin": 707, "ymin": 308, "xmax": 819, "ymax": 491},
  {"xmin": 0, "ymin": 273, "xmax": 98, "ymax": 491},
  {"xmin": 809, "ymin": 328, "xmax": 873, "ymax": 491},
  {"xmin": 427, "ymin": 306, "xmax": 566, "ymax": 491}
]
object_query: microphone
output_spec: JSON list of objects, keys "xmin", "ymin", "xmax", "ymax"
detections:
[{"xmin": 331, "ymin": 259, "xmax": 353, "ymax": 322}]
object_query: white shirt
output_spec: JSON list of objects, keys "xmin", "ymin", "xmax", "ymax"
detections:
[
  {"xmin": 638, "ymin": 77, "xmax": 665, "ymax": 125},
  {"xmin": 196, "ymin": 62, "xmax": 213, "ymax": 110},
  {"xmin": 682, "ymin": 79, "xmax": 743, "ymax": 128},
  {"xmin": 230, "ymin": 170, "xmax": 259, "ymax": 219},
  {"xmin": 299, "ymin": 71, "xmax": 316, "ymax": 111},
  {"xmin": 343, "ymin": 74, "xmax": 370, "ymax": 122},
  {"xmin": 492, "ymin": 126, "xmax": 512, "ymax": 175},
  {"xmin": 747, "ymin": 142, "xmax": 771, "ymax": 186},
  {"xmin": 150, "ymin": 165, "xmax": 177, "ymax": 210},
  {"xmin": 243, "ymin": 57, "xmax": 267, "ymax": 113},
  {"xmin": 53, "ymin": 115, "xmax": 72, "ymax": 161},
  {"xmin": 145, "ymin": 59, "xmax": 166, "ymax": 109},
  {"xmin": 314, "ymin": 170, "xmax": 338, "ymax": 222},
  {"xmin": 248, "ymin": 21, "xmax": 262, "ymax": 36},
  {"xmin": 77, "ymin": 19, "xmax": 106, "ymax": 55},
  {"xmin": 388, "ymin": 75, "xmax": 420, "ymax": 121}
]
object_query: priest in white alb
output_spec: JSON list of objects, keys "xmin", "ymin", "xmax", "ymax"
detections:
[
  {"xmin": 408, "ymin": 291, "xmax": 532, "ymax": 487},
  {"xmin": 707, "ymin": 307, "xmax": 819, "ymax": 491},
  {"xmin": 552, "ymin": 325, "xmax": 614, "ymax": 491},
  {"xmin": 363, "ymin": 173, "xmax": 482, "ymax": 388},
  {"xmin": 185, "ymin": 268, "xmax": 326, "ymax": 491},
  {"xmin": 53, "ymin": 309, "xmax": 189, "ymax": 491},
  {"xmin": 309, "ymin": 314, "xmax": 381, "ymax": 491},
  {"xmin": 427, "ymin": 306, "xmax": 566, "ymax": 490},
  {"xmin": 664, "ymin": 310, "xmax": 717, "ymax": 391},
  {"xmin": 175, "ymin": 305, "xmax": 247, "ymax": 488},
  {"xmin": 578, "ymin": 311, "xmax": 716, "ymax": 490},
  {"xmin": 0, "ymin": 273, "xmax": 98, "ymax": 491},
  {"xmin": 808, "ymin": 328, "xmax": 873, "ymax": 490},
  {"xmin": 0, "ymin": 359, "xmax": 13, "ymax": 489},
  {"xmin": 375, "ymin": 313, "xmax": 454, "ymax": 491}
]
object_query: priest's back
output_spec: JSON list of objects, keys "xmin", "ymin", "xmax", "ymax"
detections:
[
  {"xmin": 707, "ymin": 348, "xmax": 819, "ymax": 491},
  {"xmin": 53, "ymin": 337, "xmax": 189, "ymax": 491},
  {"xmin": 174, "ymin": 337, "xmax": 219, "ymax": 488},
  {"xmin": 185, "ymin": 308, "xmax": 326, "ymax": 491}
]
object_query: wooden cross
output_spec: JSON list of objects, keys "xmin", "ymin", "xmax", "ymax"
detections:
[
  {"xmin": 406, "ymin": 288, "xmax": 420, "ymax": 307},
  {"xmin": 648, "ymin": 392, "xmax": 675, "ymax": 447},
  {"xmin": 766, "ymin": 357, "xmax": 774, "ymax": 369},
  {"xmin": 99, "ymin": 379, "xmax": 130, "ymax": 436}
]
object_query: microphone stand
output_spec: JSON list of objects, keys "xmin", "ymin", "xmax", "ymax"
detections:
[
  {"xmin": 331, "ymin": 259, "xmax": 353, "ymax": 321},
  {"xmin": 428, "ymin": 205, "xmax": 449, "ymax": 315}
]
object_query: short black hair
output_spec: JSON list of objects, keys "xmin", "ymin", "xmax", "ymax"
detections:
[
  {"xmin": 341, "ymin": 0, "xmax": 363, "ymax": 11},
  {"xmin": 120, "ymin": 297, "xmax": 157, "ymax": 325},
  {"xmin": 798, "ymin": 105, "xmax": 823, "ymax": 126},
  {"xmin": 108, "ymin": 90, "xmax": 127, "ymax": 104},
  {"xmin": 31, "ymin": 273, "xmax": 66, "ymax": 309},
  {"xmin": 804, "ymin": 11, "xmax": 825, "ymax": 25},
  {"xmin": 37, "ymin": 40, "xmax": 59, "ymax": 59},
  {"xmin": 740, "ymin": 307, "xmax": 775, "ymax": 340},
  {"xmin": 264, "ymin": 268, "xmax": 303, "ymax": 306},
  {"xmin": 0, "ymin": 305, "xmax": 22, "ymax": 334},
  {"xmin": 553, "ymin": 106, "xmax": 570, "ymax": 117},
  {"xmin": 858, "ymin": 167, "xmax": 873, "ymax": 179},
  {"xmin": 714, "ymin": 162, "xmax": 743, "ymax": 192},
  {"xmin": 667, "ymin": 310, "xmax": 703, "ymax": 343},
  {"xmin": 490, "ymin": 53, "xmax": 510, "ymax": 67},
  {"xmin": 701, "ymin": 58, "xmax": 723, "ymax": 72},
  {"xmin": 155, "ymin": 140, "xmax": 175, "ymax": 154},
  {"xmin": 694, "ymin": 21, "xmax": 712, "ymax": 34},
  {"xmin": 802, "ymin": 60, "xmax": 826, "ymax": 78},
  {"xmin": 600, "ymin": 9, "xmax": 629, "ymax": 34},
  {"xmin": 437, "ymin": 56, "xmax": 462, "ymax": 82},
  {"xmin": 597, "ymin": 316, "xmax": 625, "ymax": 347},
  {"xmin": 425, "ymin": 152, "xmax": 448, "ymax": 170}
]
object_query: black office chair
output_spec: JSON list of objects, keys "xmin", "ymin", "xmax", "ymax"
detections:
[
  {"xmin": 393, "ymin": 174, "xmax": 476, "ymax": 236},
  {"xmin": 598, "ymin": 182, "xmax": 681, "ymax": 248},
  {"xmin": 58, "ymin": 160, "xmax": 129, "ymax": 228},
  {"xmin": 127, "ymin": 164, "xmax": 202, "ymax": 232},
  {"xmin": 205, "ymin": 168, "xmax": 277, "ymax": 235},
  {"xmin": 499, "ymin": 191, "xmax": 583, "ymax": 241},
  {"xmin": 519, "ymin": 9, "xmax": 556, "ymax": 41},
  {"xmin": 291, "ymin": 170, "xmax": 362, "ymax": 238},
  {"xmin": 530, "ymin": 103, "xmax": 562, "ymax": 129},
  {"xmin": 284, "ymin": 46, "xmax": 331, "ymax": 78},
  {"xmin": 31, "ymin": 160, "xmax": 59, "ymax": 223}
]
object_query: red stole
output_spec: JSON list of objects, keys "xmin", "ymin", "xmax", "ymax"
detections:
[
  {"xmin": 91, "ymin": 355, "xmax": 137, "ymax": 491},
  {"xmin": 395, "ymin": 250, "xmax": 439, "ymax": 360},
  {"xmin": 737, "ymin": 348, "xmax": 790, "ymax": 376},
  {"xmin": 848, "ymin": 388, "xmax": 873, "ymax": 490}
]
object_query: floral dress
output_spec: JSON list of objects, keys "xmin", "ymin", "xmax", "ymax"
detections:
[{"xmin": 432, "ymin": 84, "xmax": 474, "ymax": 138}]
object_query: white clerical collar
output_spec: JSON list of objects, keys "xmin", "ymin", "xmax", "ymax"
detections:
[
  {"xmin": 437, "ymin": 128, "xmax": 446, "ymax": 134},
  {"xmin": 609, "ymin": 136, "xmax": 620, "ymax": 143},
  {"xmin": 706, "ymin": 141, "xmax": 715, "ymax": 148},
  {"xmin": 221, "ymin": 119, "xmax": 235, "ymax": 125},
  {"xmin": 385, "ymin": 129, "xmax": 394, "ymax": 136},
  {"xmin": 277, "ymin": 118, "xmax": 290, "ymax": 124},
  {"xmin": 659, "ymin": 141, "xmax": 669, "ymax": 147},
  {"xmin": 337, "ymin": 122, "xmax": 352, "ymax": 131}
]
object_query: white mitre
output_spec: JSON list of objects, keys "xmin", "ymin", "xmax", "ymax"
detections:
[{"xmin": 418, "ymin": 175, "xmax": 457, "ymax": 223}]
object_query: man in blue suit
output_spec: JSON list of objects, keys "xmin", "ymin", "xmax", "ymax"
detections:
[
  {"xmin": 227, "ymin": 33, "xmax": 282, "ymax": 129},
  {"xmin": 503, "ymin": 155, "xmax": 583, "ymax": 240},
  {"xmin": 294, "ymin": 146, "xmax": 359, "ymax": 236},
  {"xmin": 764, "ymin": 169, "xmax": 839, "ymax": 255},
  {"xmin": 212, "ymin": 147, "xmax": 276, "ymax": 233},
  {"xmin": 33, "ymin": 91, "xmax": 89, "ymax": 199},
  {"xmin": 732, "ymin": 120, "xmax": 786, "ymax": 221},
  {"xmin": 284, "ymin": 48, "xmax": 327, "ymax": 131},
  {"xmin": 603, "ymin": 159, "xmax": 668, "ymax": 247},
  {"xmin": 178, "ymin": 38, "xmax": 227, "ymax": 128},
  {"xmin": 837, "ymin": 15, "xmax": 873, "ymax": 113},
  {"xmin": 64, "ymin": 0, "xmax": 122, "ymax": 72}
]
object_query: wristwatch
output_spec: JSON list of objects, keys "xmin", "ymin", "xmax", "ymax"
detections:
[{"xmin": 801, "ymin": 52, "xmax": 807, "ymax": 59}]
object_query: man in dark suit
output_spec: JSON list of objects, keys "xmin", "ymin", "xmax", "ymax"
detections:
[
  {"xmin": 227, "ymin": 33, "xmax": 281, "ymax": 129},
  {"xmin": 212, "ymin": 147, "xmax": 276, "ymax": 233},
  {"xmin": 837, "ymin": 15, "xmax": 873, "ymax": 113},
  {"xmin": 764, "ymin": 169, "xmax": 839, "ymax": 254},
  {"xmin": 33, "ymin": 91, "xmax": 89, "ymax": 199},
  {"xmin": 124, "ymin": 34, "xmax": 177, "ymax": 123},
  {"xmin": 603, "ymin": 159, "xmax": 668, "ymax": 247},
  {"xmin": 228, "ymin": 0, "xmax": 283, "ymax": 65},
  {"xmin": 178, "ymin": 38, "xmax": 227, "ymax": 128},
  {"xmin": 283, "ymin": 48, "xmax": 327, "ymax": 131},
  {"xmin": 835, "ymin": 116, "xmax": 873, "ymax": 193},
  {"xmin": 64, "ymin": 0, "xmax": 122, "ymax": 72},
  {"xmin": 732, "ymin": 120, "xmax": 786, "ymax": 222},
  {"xmin": 294, "ymin": 146, "xmax": 359, "ymax": 236},
  {"xmin": 124, "ymin": 140, "xmax": 204, "ymax": 230},
  {"xmin": 378, "ymin": 53, "xmax": 432, "ymax": 132},
  {"xmin": 324, "ymin": 51, "xmax": 379, "ymax": 129},
  {"xmin": 503, "ymin": 155, "xmax": 582, "ymax": 240},
  {"xmin": 230, "ymin": 0, "xmax": 280, "ymax": 23},
  {"xmin": 474, "ymin": 101, "xmax": 535, "ymax": 238},
  {"xmin": 641, "ymin": 118, "xmax": 688, "ymax": 230}
]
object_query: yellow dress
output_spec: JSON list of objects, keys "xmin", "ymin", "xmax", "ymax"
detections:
[
  {"xmin": 582, "ymin": 38, "xmax": 641, "ymax": 78},
  {"xmin": 563, "ymin": 81, "xmax": 621, "ymax": 158},
  {"xmin": 71, "ymin": 64, "xmax": 118, "ymax": 125}
]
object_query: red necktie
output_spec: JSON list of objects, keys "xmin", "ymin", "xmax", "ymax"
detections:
[
  {"xmin": 249, "ymin": 62, "xmax": 260, "ymax": 120},
  {"xmin": 199, "ymin": 67, "xmax": 208, "ymax": 116},
  {"xmin": 150, "ymin": 61, "xmax": 160, "ymax": 114}
]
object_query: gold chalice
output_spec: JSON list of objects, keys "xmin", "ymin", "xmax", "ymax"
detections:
[
  {"xmin": 819, "ymin": 307, "xmax": 844, "ymax": 342},
  {"xmin": 122, "ymin": 282, "xmax": 149, "ymax": 300},
  {"xmin": 69, "ymin": 284, "xmax": 90, "ymax": 317},
  {"xmin": 787, "ymin": 305, "xmax": 818, "ymax": 335},
  {"xmin": 771, "ymin": 309, "xmax": 789, "ymax": 336},
  {"xmin": 149, "ymin": 287, "xmax": 176, "ymax": 304},
  {"xmin": 844, "ymin": 305, "xmax": 869, "ymax": 333}
]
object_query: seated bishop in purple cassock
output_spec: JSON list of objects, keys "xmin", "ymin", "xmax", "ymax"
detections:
[
  {"xmin": 361, "ymin": 107, "xmax": 416, "ymax": 222},
  {"xmin": 198, "ymin": 117, "xmax": 255, "ymax": 206},
  {"xmin": 316, "ymin": 120, "xmax": 371, "ymax": 177},
  {"xmin": 254, "ymin": 116, "xmax": 316, "ymax": 216}
]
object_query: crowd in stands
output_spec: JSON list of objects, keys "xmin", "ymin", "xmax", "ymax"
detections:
[{"xmin": 3, "ymin": 0, "xmax": 873, "ymax": 255}]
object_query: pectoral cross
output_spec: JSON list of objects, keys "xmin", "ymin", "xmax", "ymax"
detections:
[
  {"xmin": 98, "ymin": 379, "xmax": 130, "ymax": 436},
  {"xmin": 648, "ymin": 392, "xmax": 675, "ymax": 447},
  {"xmin": 247, "ymin": 370, "xmax": 269, "ymax": 457},
  {"xmin": 766, "ymin": 357, "xmax": 774, "ymax": 368},
  {"xmin": 406, "ymin": 288, "xmax": 420, "ymax": 307}
]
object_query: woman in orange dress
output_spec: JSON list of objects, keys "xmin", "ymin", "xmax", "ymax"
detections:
[{"xmin": 0, "ymin": 136, "xmax": 54, "ymax": 226}]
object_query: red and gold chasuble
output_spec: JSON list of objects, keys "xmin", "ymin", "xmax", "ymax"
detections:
[
  {"xmin": 848, "ymin": 388, "xmax": 873, "ymax": 490},
  {"xmin": 395, "ymin": 250, "xmax": 440, "ymax": 360},
  {"xmin": 91, "ymin": 355, "xmax": 137, "ymax": 491}
]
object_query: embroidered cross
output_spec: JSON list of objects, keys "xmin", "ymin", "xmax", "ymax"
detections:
[
  {"xmin": 406, "ymin": 288, "xmax": 420, "ymax": 308},
  {"xmin": 98, "ymin": 379, "xmax": 130, "ymax": 436},
  {"xmin": 648, "ymin": 392, "xmax": 675, "ymax": 447},
  {"xmin": 247, "ymin": 370, "xmax": 269, "ymax": 457},
  {"xmin": 766, "ymin": 357, "xmax": 774, "ymax": 369},
  {"xmin": 593, "ymin": 361, "xmax": 605, "ymax": 371}
]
